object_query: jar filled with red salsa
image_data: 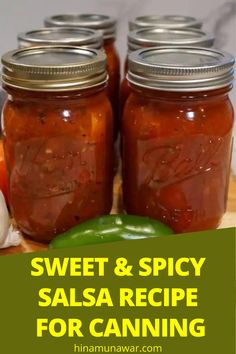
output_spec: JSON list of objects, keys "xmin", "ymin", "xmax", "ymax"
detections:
[
  {"xmin": 1, "ymin": 46, "xmax": 113, "ymax": 242},
  {"xmin": 44, "ymin": 14, "xmax": 120, "ymax": 139},
  {"xmin": 122, "ymin": 47, "xmax": 234, "ymax": 233},
  {"xmin": 121, "ymin": 28, "xmax": 215, "ymax": 112}
]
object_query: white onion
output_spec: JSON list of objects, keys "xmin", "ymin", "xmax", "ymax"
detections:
[{"xmin": 0, "ymin": 192, "xmax": 21, "ymax": 249}]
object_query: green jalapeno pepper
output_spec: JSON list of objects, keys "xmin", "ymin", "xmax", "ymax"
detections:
[{"xmin": 49, "ymin": 214, "xmax": 173, "ymax": 249}]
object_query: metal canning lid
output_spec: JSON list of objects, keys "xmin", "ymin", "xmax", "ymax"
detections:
[
  {"xmin": 44, "ymin": 14, "xmax": 117, "ymax": 40},
  {"xmin": 128, "ymin": 47, "xmax": 235, "ymax": 92},
  {"xmin": 129, "ymin": 15, "xmax": 202, "ymax": 31},
  {"xmin": 17, "ymin": 27, "xmax": 103, "ymax": 49},
  {"xmin": 128, "ymin": 28, "xmax": 215, "ymax": 52},
  {"xmin": 1, "ymin": 46, "xmax": 108, "ymax": 92}
]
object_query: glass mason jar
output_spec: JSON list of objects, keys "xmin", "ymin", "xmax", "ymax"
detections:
[
  {"xmin": 121, "ymin": 28, "xmax": 215, "ymax": 112},
  {"xmin": 44, "ymin": 14, "xmax": 120, "ymax": 139},
  {"xmin": 122, "ymin": 47, "xmax": 234, "ymax": 233},
  {"xmin": 1, "ymin": 46, "xmax": 113, "ymax": 243}
]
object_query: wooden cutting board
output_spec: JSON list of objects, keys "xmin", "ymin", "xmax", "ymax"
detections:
[{"xmin": 1, "ymin": 172, "xmax": 235, "ymax": 256}]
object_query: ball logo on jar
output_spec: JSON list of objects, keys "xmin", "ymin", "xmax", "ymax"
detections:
[
  {"xmin": 139, "ymin": 135, "xmax": 225, "ymax": 186},
  {"xmin": 11, "ymin": 136, "xmax": 98, "ymax": 198}
]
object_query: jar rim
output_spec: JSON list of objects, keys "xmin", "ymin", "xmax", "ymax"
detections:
[
  {"xmin": 18, "ymin": 27, "xmax": 103, "ymax": 50},
  {"xmin": 128, "ymin": 46, "xmax": 235, "ymax": 92},
  {"xmin": 1, "ymin": 45, "xmax": 108, "ymax": 92},
  {"xmin": 128, "ymin": 28, "xmax": 215, "ymax": 52},
  {"xmin": 44, "ymin": 14, "xmax": 117, "ymax": 40},
  {"xmin": 129, "ymin": 15, "xmax": 202, "ymax": 31}
]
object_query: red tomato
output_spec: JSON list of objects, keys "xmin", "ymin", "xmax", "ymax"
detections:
[{"xmin": 0, "ymin": 140, "xmax": 8, "ymax": 202}]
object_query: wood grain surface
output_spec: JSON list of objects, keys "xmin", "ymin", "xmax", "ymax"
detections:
[{"xmin": 0, "ymin": 171, "xmax": 235, "ymax": 256}]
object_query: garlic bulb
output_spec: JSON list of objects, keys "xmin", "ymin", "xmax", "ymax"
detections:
[{"xmin": 0, "ymin": 191, "xmax": 21, "ymax": 249}]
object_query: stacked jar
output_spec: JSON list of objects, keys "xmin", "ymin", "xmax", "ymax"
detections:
[
  {"xmin": 121, "ymin": 27, "xmax": 215, "ymax": 112},
  {"xmin": 44, "ymin": 14, "xmax": 120, "ymax": 139},
  {"xmin": 1, "ymin": 46, "xmax": 113, "ymax": 242},
  {"xmin": 125, "ymin": 15, "xmax": 203, "ymax": 71}
]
